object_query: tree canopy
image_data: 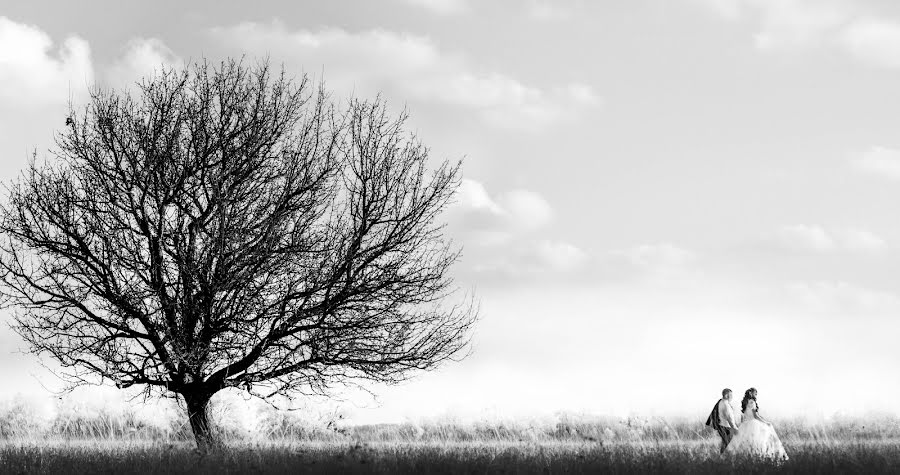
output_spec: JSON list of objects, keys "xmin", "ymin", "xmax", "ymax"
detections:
[{"xmin": 0, "ymin": 59, "xmax": 476, "ymax": 449}]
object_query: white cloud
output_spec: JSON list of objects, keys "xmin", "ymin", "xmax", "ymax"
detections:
[
  {"xmin": 528, "ymin": 1, "xmax": 576, "ymax": 21},
  {"xmin": 607, "ymin": 243, "xmax": 695, "ymax": 268},
  {"xmin": 0, "ymin": 16, "xmax": 93, "ymax": 107},
  {"xmin": 413, "ymin": 74, "xmax": 599, "ymax": 129},
  {"xmin": 473, "ymin": 239, "xmax": 589, "ymax": 275},
  {"xmin": 690, "ymin": 0, "xmax": 900, "ymax": 69},
  {"xmin": 0, "ymin": 19, "xmax": 184, "ymax": 108},
  {"xmin": 448, "ymin": 178, "xmax": 595, "ymax": 279},
  {"xmin": 450, "ymin": 179, "xmax": 696, "ymax": 284},
  {"xmin": 208, "ymin": 22, "xmax": 599, "ymax": 129},
  {"xmin": 105, "ymin": 38, "xmax": 183, "ymax": 90},
  {"xmin": 399, "ymin": 0, "xmax": 583, "ymax": 20},
  {"xmin": 496, "ymin": 189, "xmax": 554, "ymax": 230},
  {"xmin": 691, "ymin": 0, "xmax": 743, "ymax": 19},
  {"xmin": 466, "ymin": 238, "xmax": 697, "ymax": 285},
  {"xmin": 785, "ymin": 280, "xmax": 900, "ymax": 314},
  {"xmin": 840, "ymin": 228, "xmax": 888, "ymax": 253},
  {"xmin": 564, "ymin": 83, "xmax": 602, "ymax": 105},
  {"xmin": 449, "ymin": 178, "xmax": 554, "ymax": 244},
  {"xmin": 693, "ymin": 0, "xmax": 849, "ymax": 40},
  {"xmin": 584, "ymin": 242, "xmax": 698, "ymax": 285},
  {"xmin": 454, "ymin": 179, "xmax": 505, "ymax": 215},
  {"xmin": 766, "ymin": 225, "xmax": 887, "ymax": 253},
  {"xmin": 400, "ymin": 0, "xmax": 468, "ymax": 15},
  {"xmin": 449, "ymin": 179, "xmax": 512, "ymax": 246},
  {"xmin": 770, "ymin": 224, "xmax": 837, "ymax": 252},
  {"xmin": 852, "ymin": 146, "xmax": 900, "ymax": 180},
  {"xmin": 529, "ymin": 240, "xmax": 589, "ymax": 271},
  {"xmin": 838, "ymin": 18, "xmax": 900, "ymax": 69},
  {"xmin": 748, "ymin": 0, "xmax": 849, "ymax": 50},
  {"xmin": 400, "ymin": 0, "xmax": 582, "ymax": 21}
]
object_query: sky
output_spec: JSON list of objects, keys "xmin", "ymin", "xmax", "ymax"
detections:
[{"xmin": 2, "ymin": 0, "xmax": 900, "ymax": 424}]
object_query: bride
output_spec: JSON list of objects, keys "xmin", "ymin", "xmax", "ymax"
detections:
[{"xmin": 725, "ymin": 388, "xmax": 788, "ymax": 461}]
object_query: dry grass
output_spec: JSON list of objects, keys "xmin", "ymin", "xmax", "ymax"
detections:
[
  {"xmin": 1, "ymin": 398, "xmax": 899, "ymax": 473},
  {"xmin": 1, "ymin": 438, "xmax": 899, "ymax": 474}
]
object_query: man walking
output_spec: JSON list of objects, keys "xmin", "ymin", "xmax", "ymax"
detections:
[{"xmin": 706, "ymin": 388, "xmax": 739, "ymax": 453}]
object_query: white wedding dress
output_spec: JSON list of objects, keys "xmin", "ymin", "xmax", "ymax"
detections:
[{"xmin": 725, "ymin": 400, "xmax": 788, "ymax": 461}]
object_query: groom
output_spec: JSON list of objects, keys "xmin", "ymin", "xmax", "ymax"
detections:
[{"xmin": 706, "ymin": 388, "xmax": 739, "ymax": 453}]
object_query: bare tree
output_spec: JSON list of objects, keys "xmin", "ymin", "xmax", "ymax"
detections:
[{"xmin": 0, "ymin": 59, "xmax": 476, "ymax": 451}]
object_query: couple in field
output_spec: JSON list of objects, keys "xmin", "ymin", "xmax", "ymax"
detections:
[{"xmin": 706, "ymin": 387, "xmax": 788, "ymax": 461}]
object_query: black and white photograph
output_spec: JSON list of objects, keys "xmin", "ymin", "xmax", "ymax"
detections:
[{"xmin": 0, "ymin": 1, "xmax": 899, "ymax": 473}]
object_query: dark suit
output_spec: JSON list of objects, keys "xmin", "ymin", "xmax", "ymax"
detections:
[{"xmin": 706, "ymin": 399, "xmax": 737, "ymax": 453}]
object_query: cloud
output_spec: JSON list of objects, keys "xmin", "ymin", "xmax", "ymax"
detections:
[
  {"xmin": 0, "ymin": 16, "xmax": 93, "ymax": 107},
  {"xmin": 472, "ymin": 239, "xmax": 589, "ymax": 276},
  {"xmin": 692, "ymin": 0, "xmax": 849, "ymax": 44},
  {"xmin": 105, "ymin": 38, "xmax": 183, "ymax": 91},
  {"xmin": 399, "ymin": 0, "xmax": 468, "ymax": 15},
  {"xmin": 495, "ymin": 190, "xmax": 554, "ymax": 230},
  {"xmin": 838, "ymin": 18, "xmax": 900, "ymax": 69},
  {"xmin": 449, "ymin": 178, "xmax": 554, "ymax": 244},
  {"xmin": 453, "ymin": 179, "xmax": 506, "ymax": 215},
  {"xmin": 0, "ymin": 19, "xmax": 183, "ymax": 107},
  {"xmin": 839, "ymin": 229, "xmax": 889, "ymax": 253},
  {"xmin": 784, "ymin": 280, "xmax": 900, "ymax": 314},
  {"xmin": 448, "ymin": 178, "xmax": 596, "ymax": 279},
  {"xmin": 449, "ymin": 181, "xmax": 697, "ymax": 284},
  {"xmin": 469, "ymin": 241, "xmax": 697, "ymax": 285},
  {"xmin": 412, "ymin": 74, "xmax": 600, "ymax": 129},
  {"xmin": 527, "ymin": 1, "xmax": 577, "ymax": 21},
  {"xmin": 852, "ymin": 146, "xmax": 900, "ymax": 180},
  {"xmin": 690, "ymin": 0, "xmax": 900, "ymax": 69},
  {"xmin": 607, "ymin": 243, "xmax": 695, "ymax": 269},
  {"xmin": 765, "ymin": 225, "xmax": 887, "ymax": 253},
  {"xmin": 528, "ymin": 240, "xmax": 589, "ymax": 271},
  {"xmin": 748, "ymin": 0, "xmax": 849, "ymax": 50},
  {"xmin": 400, "ymin": 0, "xmax": 582, "ymax": 21},
  {"xmin": 208, "ymin": 22, "xmax": 599, "ymax": 129},
  {"xmin": 573, "ymin": 242, "xmax": 699, "ymax": 285},
  {"xmin": 691, "ymin": 0, "xmax": 743, "ymax": 19},
  {"xmin": 770, "ymin": 224, "xmax": 837, "ymax": 252}
]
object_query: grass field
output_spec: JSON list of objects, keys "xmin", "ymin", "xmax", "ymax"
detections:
[
  {"xmin": 2, "ymin": 438, "xmax": 900, "ymax": 474},
  {"xmin": 2, "ymin": 398, "xmax": 900, "ymax": 473}
]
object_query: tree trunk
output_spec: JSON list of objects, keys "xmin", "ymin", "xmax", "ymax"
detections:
[{"xmin": 184, "ymin": 392, "xmax": 217, "ymax": 453}]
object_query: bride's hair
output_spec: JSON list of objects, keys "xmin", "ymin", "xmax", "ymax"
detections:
[{"xmin": 741, "ymin": 388, "xmax": 758, "ymax": 413}]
